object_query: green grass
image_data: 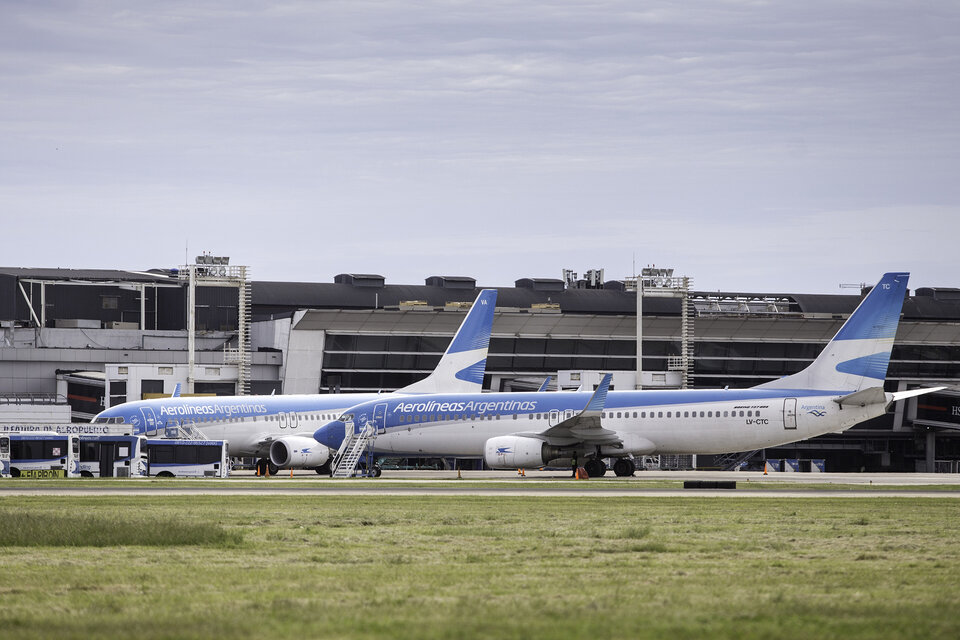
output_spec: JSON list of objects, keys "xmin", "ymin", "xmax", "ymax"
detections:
[
  {"xmin": 1, "ymin": 496, "xmax": 958, "ymax": 639},
  {"xmin": 0, "ymin": 511, "xmax": 242, "ymax": 547},
  {"xmin": 6, "ymin": 476, "xmax": 960, "ymax": 491}
]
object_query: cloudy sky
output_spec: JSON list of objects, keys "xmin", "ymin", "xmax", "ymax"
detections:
[{"xmin": 2, "ymin": 1, "xmax": 958, "ymax": 293}]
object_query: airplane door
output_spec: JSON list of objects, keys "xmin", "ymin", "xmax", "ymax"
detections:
[
  {"xmin": 373, "ymin": 403, "xmax": 388, "ymax": 434},
  {"xmin": 278, "ymin": 412, "xmax": 288, "ymax": 429},
  {"xmin": 139, "ymin": 407, "xmax": 159, "ymax": 435},
  {"xmin": 548, "ymin": 410, "xmax": 561, "ymax": 427},
  {"xmin": 99, "ymin": 443, "xmax": 116, "ymax": 478},
  {"xmin": 783, "ymin": 398, "xmax": 797, "ymax": 430}
]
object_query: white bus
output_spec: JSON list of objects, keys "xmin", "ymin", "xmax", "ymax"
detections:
[
  {"xmin": 5, "ymin": 433, "xmax": 80, "ymax": 478},
  {"xmin": 78, "ymin": 435, "xmax": 148, "ymax": 478},
  {"xmin": 146, "ymin": 439, "xmax": 230, "ymax": 478},
  {"xmin": 0, "ymin": 435, "xmax": 10, "ymax": 477}
]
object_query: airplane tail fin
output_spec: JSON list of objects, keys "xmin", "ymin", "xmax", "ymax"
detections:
[
  {"xmin": 397, "ymin": 289, "xmax": 497, "ymax": 394},
  {"xmin": 755, "ymin": 272, "xmax": 909, "ymax": 393}
]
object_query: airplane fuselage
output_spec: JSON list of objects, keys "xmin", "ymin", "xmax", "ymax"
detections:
[
  {"xmin": 320, "ymin": 387, "xmax": 886, "ymax": 457},
  {"xmin": 94, "ymin": 394, "xmax": 382, "ymax": 457}
]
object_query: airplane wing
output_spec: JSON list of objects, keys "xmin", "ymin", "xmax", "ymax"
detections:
[
  {"xmin": 536, "ymin": 373, "xmax": 622, "ymax": 445},
  {"xmin": 250, "ymin": 433, "xmax": 280, "ymax": 458}
]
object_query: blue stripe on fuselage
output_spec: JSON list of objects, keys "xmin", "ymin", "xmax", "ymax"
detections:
[
  {"xmin": 379, "ymin": 388, "xmax": 847, "ymax": 427},
  {"xmin": 92, "ymin": 394, "xmax": 383, "ymax": 433}
]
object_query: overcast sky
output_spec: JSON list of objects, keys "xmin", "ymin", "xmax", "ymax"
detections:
[{"xmin": 2, "ymin": 1, "xmax": 958, "ymax": 294}]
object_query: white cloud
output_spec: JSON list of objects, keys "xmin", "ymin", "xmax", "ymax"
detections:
[{"xmin": 1, "ymin": 0, "xmax": 958, "ymax": 293}]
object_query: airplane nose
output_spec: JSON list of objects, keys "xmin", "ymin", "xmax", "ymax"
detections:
[{"xmin": 314, "ymin": 420, "xmax": 346, "ymax": 449}]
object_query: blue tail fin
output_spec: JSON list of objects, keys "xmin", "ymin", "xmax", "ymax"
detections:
[
  {"xmin": 398, "ymin": 289, "xmax": 497, "ymax": 394},
  {"xmin": 756, "ymin": 272, "xmax": 909, "ymax": 392}
]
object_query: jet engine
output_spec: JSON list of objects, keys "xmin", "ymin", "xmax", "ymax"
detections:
[
  {"xmin": 483, "ymin": 436, "xmax": 563, "ymax": 469},
  {"xmin": 269, "ymin": 436, "xmax": 331, "ymax": 469}
]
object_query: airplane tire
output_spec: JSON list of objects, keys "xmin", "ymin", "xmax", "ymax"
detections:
[
  {"xmin": 315, "ymin": 463, "xmax": 331, "ymax": 476},
  {"xmin": 267, "ymin": 462, "xmax": 279, "ymax": 477},
  {"xmin": 255, "ymin": 458, "xmax": 269, "ymax": 476},
  {"xmin": 585, "ymin": 459, "xmax": 607, "ymax": 478},
  {"xmin": 372, "ymin": 465, "xmax": 382, "ymax": 478},
  {"xmin": 613, "ymin": 458, "xmax": 635, "ymax": 477}
]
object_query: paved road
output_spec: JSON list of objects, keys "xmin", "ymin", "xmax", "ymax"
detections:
[{"xmin": 3, "ymin": 470, "xmax": 959, "ymax": 497}]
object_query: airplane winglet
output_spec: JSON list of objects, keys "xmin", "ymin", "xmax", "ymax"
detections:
[
  {"xmin": 171, "ymin": 383, "xmax": 181, "ymax": 398},
  {"xmin": 537, "ymin": 376, "xmax": 552, "ymax": 392},
  {"xmin": 582, "ymin": 373, "xmax": 613, "ymax": 415}
]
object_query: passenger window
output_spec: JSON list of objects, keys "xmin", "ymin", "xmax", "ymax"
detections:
[{"xmin": 658, "ymin": 411, "xmax": 663, "ymax": 418}]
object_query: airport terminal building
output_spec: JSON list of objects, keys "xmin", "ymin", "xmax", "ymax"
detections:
[{"xmin": 2, "ymin": 263, "xmax": 958, "ymax": 472}]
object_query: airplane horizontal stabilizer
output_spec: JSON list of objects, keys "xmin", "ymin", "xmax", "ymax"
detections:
[
  {"xmin": 833, "ymin": 387, "xmax": 886, "ymax": 407},
  {"xmin": 834, "ymin": 385, "xmax": 948, "ymax": 408},
  {"xmin": 889, "ymin": 386, "xmax": 947, "ymax": 403}
]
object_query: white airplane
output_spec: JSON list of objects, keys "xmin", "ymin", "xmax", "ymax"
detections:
[
  {"xmin": 314, "ymin": 272, "xmax": 943, "ymax": 476},
  {"xmin": 91, "ymin": 289, "xmax": 498, "ymax": 475}
]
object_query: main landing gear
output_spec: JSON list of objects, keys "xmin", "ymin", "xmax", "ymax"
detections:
[
  {"xmin": 584, "ymin": 458, "xmax": 607, "ymax": 478},
  {"xmin": 255, "ymin": 458, "xmax": 279, "ymax": 477},
  {"xmin": 582, "ymin": 458, "xmax": 636, "ymax": 478},
  {"xmin": 613, "ymin": 458, "xmax": 636, "ymax": 477}
]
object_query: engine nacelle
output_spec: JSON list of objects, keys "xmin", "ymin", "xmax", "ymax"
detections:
[
  {"xmin": 269, "ymin": 436, "xmax": 331, "ymax": 469},
  {"xmin": 483, "ymin": 436, "xmax": 563, "ymax": 469}
]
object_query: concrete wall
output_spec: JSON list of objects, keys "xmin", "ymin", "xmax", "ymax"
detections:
[{"xmin": 282, "ymin": 311, "xmax": 325, "ymax": 394}]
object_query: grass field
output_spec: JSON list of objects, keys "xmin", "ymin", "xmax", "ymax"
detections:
[{"xmin": 1, "ymin": 495, "xmax": 958, "ymax": 639}]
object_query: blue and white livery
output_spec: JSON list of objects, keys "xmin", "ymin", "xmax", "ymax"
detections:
[
  {"xmin": 145, "ymin": 439, "xmax": 230, "ymax": 478},
  {"xmin": 78, "ymin": 435, "xmax": 149, "ymax": 478},
  {"xmin": 2, "ymin": 433, "xmax": 81, "ymax": 478},
  {"xmin": 315, "ymin": 273, "xmax": 943, "ymax": 477},
  {"xmin": 90, "ymin": 289, "xmax": 497, "ymax": 475}
]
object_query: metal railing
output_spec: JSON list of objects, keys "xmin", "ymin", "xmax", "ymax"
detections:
[{"xmin": 0, "ymin": 393, "xmax": 67, "ymax": 405}]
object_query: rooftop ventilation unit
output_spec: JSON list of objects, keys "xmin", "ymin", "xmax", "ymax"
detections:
[
  {"xmin": 425, "ymin": 276, "xmax": 477, "ymax": 289},
  {"xmin": 334, "ymin": 274, "xmax": 385, "ymax": 288},
  {"xmin": 515, "ymin": 278, "xmax": 565, "ymax": 292}
]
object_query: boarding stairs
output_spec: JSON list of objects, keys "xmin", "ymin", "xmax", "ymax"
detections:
[
  {"xmin": 163, "ymin": 419, "xmax": 209, "ymax": 441},
  {"xmin": 714, "ymin": 449, "xmax": 761, "ymax": 471},
  {"xmin": 330, "ymin": 422, "xmax": 373, "ymax": 478}
]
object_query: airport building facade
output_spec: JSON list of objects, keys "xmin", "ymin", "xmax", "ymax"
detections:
[{"xmin": 2, "ymin": 265, "xmax": 958, "ymax": 472}]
